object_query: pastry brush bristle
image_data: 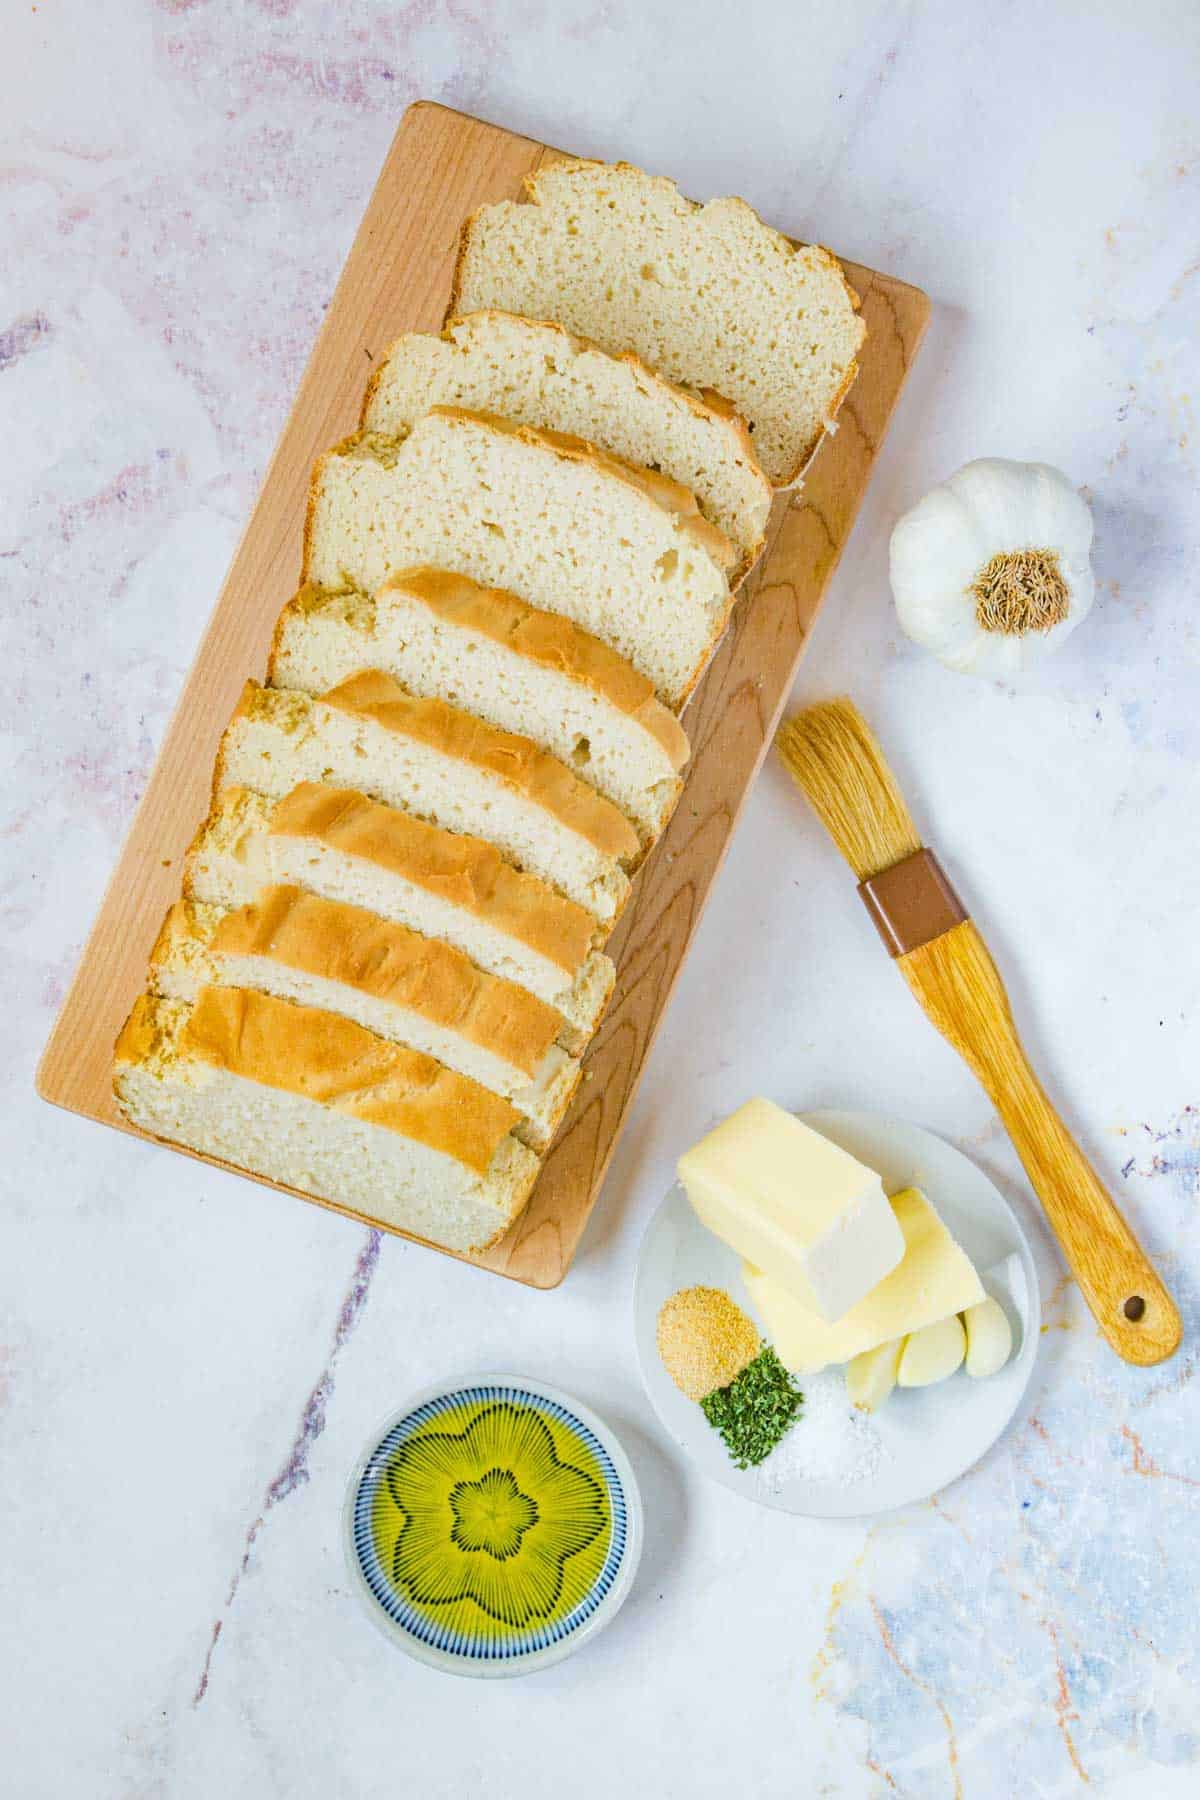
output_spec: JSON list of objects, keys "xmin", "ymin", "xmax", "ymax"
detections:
[{"xmin": 775, "ymin": 699, "xmax": 922, "ymax": 882}]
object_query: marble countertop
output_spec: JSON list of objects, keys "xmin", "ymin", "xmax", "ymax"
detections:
[{"xmin": 3, "ymin": 3, "xmax": 1197, "ymax": 1794}]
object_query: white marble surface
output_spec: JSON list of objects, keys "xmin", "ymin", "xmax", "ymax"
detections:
[{"xmin": 3, "ymin": 3, "xmax": 1198, "ymax": 1794}]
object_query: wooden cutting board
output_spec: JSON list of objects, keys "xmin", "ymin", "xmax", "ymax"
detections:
[{"xmin": 37, "ymin": 102, "xmax": 930, "ymax": 1287}]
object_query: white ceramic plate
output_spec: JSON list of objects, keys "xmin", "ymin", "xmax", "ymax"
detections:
[{"xmin": 634, "ymin": 1111, "xmax": 1040, "ymax": 1517}]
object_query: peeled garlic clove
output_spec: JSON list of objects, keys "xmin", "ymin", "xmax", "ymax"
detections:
[
  {"xmin": 897, "ymin": 1315, "xmax": 966, "ymax": 1387},
  {"xmin": 846, "ymin": 1337, "xmax": 904, "ymax": 1413},
  {"xmin": 962, "ymin": 1296, "xmax": 1013, "ymax": 1378}
]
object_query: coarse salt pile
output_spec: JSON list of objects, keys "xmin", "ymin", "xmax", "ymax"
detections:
[{"xmin": 755, "ymin": 1370, "xmax": 886, "ymax": 1493}]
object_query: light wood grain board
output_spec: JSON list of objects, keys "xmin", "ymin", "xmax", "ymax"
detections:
[{"xmin": 37, "ymin": 101, "xmax": 930, "ymax": 1287}]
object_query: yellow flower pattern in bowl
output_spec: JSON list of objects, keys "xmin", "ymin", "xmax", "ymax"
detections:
[{"xmin": 345, "ymin": 1379, "xmax": 642, "ymax": 1676}]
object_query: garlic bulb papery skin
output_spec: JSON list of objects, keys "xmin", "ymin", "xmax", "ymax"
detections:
[{"xmin": 889, "ymin": 458, "xmax": 1095, "ymax": 678}]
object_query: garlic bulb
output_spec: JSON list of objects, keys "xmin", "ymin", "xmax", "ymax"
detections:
[{"xmin": 889, "ymin": 458, "xmax": 1094, "ymax": 677}]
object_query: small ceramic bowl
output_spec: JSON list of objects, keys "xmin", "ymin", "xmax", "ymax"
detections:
[{"xmin": 344, "ymin": 1375, "xmax": 642, "ymax": 1678}]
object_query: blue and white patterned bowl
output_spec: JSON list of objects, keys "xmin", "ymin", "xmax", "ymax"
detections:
[{"xmin": 343, "ymin": 1375, "xmax": 642, "ymax": 1678}]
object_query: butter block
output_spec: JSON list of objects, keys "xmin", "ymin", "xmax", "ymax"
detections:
[
  {"xmin": 743, "ymin": 1187, "xmax": 985, "ymax": 1373},
  {"xmin": 678, "ymin": 1098, "xmax": 905, "ymax": 1322}
]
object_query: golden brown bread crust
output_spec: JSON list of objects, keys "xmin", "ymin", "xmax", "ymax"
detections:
[
  {"xmin": 193, "ymin": 782, "xmax": 604, "ymax": 975},
  {"xmin": 361, "ymin": 309, "xmax": 769, "ymax": 577},
  {"xmin": 280, "ymin": 570, "xmax": 690, "ymax": 775},
  {"xmin": 113, "ymin": 989, "xmax": 168, "ymax": 1073},
  {"xmin": 114, "ymin": 988, "xmax": 534, "ymax": 1251},
  {"xmin": 218, "ymin": 673, "xmax": 638, "ymax": 865},
  {"xmin": 312, "ymin": 669, "xmax": 641, "ymax": 863},
  {"xmin": 153, "ymin": 885, "xmax": 563, "ymax": 1079},
  {"xmin": 447, "ymin": 157, "xmax": 865, "ymax": 491},
  {"xmin": 117, "ymin": 985, "xmax": 523, "ymax": 1176}
]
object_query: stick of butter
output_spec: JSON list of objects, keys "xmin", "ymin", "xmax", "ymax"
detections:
[
  {"xmin": 742, "ymin": 1188, "xmax": 985, "ymax": 1372},
  {"xmin": 677, "ymin": 1099, "xmax": 905, "ymax": 1322}
]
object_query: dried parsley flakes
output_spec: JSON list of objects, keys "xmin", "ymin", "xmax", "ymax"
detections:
[{"xmin": 699, "ymin": 1346, "xmax": 804, "ymax": 1469}]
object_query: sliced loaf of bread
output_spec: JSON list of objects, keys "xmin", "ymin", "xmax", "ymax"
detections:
[
  {"xmin": 183, "ymin": 785, "xmax": 613, "ymax": 1052},
  {"xmin": 360, "ymin": 311, "xmax": 771, "ymax": 570},
  {"xmin": 450, "ymin": 159, "xmax": 865, "ymax": 486},
  {"xmin": 114, "ymin": 987, "xmax": 538, "ymax": 1251},
  {"xmin": 148, "ymin": 888, "xmax": 579, "ymax": 1152},
  {"xmin": 214, "ymin": 675, "xmax": 637, "ymax": 922},
  {"xmin": 303, "ymin": 408, "xmax": 734, "ymax": 708},
  {"xmin": 269, "ymin": 571, "xmax": 688, "ymax": 844}
]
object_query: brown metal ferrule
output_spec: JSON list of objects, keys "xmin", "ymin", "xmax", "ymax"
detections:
[{"xmin": 857, "ymin": 848, "xmax": 968, "ymax": 958}]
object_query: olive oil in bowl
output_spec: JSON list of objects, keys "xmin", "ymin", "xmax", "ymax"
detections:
[{"xmin": 345, "ymin": 1378, "xmax": 641, "ymax": 1676}]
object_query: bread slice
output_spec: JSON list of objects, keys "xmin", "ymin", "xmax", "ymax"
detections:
[
  {"xmin": 214, "ymin": 674, "xmax": 636, "ymax": 923},
  {"xmin": 360, "ymin": 311, "xmax": 771, "ymax": 570},
  {"xmin": 148, "ymin": 888, "xmax": 580, "ymax": 1152},
  {"xmin": 269, "ymin": 571, "xmax": 688, "ymax": 844},
  {"xmin": 450, "ymin": 159, "xmax": 865, "ymax": 487},
  {"xmin": 114, "ymin": 987, "xmax": 539, "ymax": 1251},
  {"xmin": 182, "ymin": 785, "xmax": 613, "ymax": 1053},
  {"xmin": 303, "ymin": 407, "xmax": 734, "ymax": 708}
]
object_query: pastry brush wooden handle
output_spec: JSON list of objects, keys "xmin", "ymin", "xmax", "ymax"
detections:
[
  {"xmin": 778, "ymin": 701, "xmax": 1181, "ymax": 1366},
  {"xmin": 899, "ymin": 920, "xmax": 1181, "ymax": 1366}
]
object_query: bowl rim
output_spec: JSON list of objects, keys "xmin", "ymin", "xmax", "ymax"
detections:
[{"xmin": 342, "ymin": 1371, "xmax": 644, "ymax": 1679}]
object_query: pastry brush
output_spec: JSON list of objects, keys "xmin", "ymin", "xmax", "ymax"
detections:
[{"xmin": 776, "ymin": 698, "xmax": 1181, "ymax": 1367}]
